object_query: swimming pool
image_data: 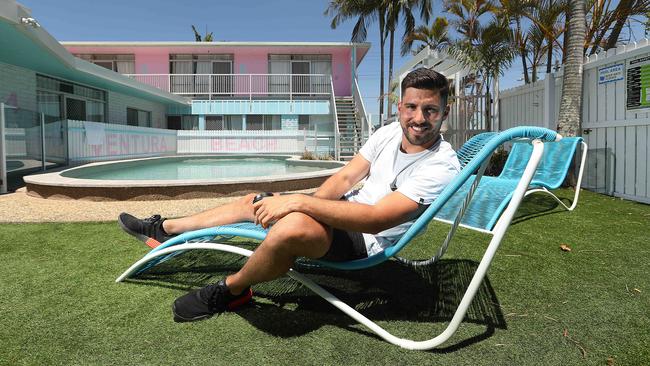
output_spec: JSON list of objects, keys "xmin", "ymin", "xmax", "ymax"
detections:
[{"xmin": 24, "ymin": 155, "xmax": 345, "ymax": 201}]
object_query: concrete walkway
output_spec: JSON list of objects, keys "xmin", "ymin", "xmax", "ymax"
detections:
[{"xmin": 0, "ymin": 187, "xmax": 317, "ymax": 223}]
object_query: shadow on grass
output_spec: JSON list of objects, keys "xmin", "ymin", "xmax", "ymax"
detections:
[
  {"xmin": 511, "ymin": 193, "xmax": 571, "ymax": 225},
  {"xmin": 126, "ymin": 249, "xmax": 506, "ymax": 351}
]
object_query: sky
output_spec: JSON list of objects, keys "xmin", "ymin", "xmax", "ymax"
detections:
[
  {"xmin": 18, "ymin": 0, "xmax": 646, "ymax": 120},
  {"xmin": 18, "ymin": 0, "xmax": 444, "ymax": 119}
]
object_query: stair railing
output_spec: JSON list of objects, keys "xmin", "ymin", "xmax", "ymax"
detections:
[
  {"xmin": 353, "ymin": 78, "xmax": 372, "ymax": 143},
  {"xmin": 330, "ymin": 75, "xmax": 340, "ymax": 160}
]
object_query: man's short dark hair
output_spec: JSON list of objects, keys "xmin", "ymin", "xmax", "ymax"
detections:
[{"xmin": 401, "ymin": 68, "xmax": 449, "ymax": 105}]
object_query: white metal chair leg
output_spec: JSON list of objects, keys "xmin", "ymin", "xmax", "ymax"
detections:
[{"xmin": 523, "ymin": 141, "xmax": 587, "ymax": 211}]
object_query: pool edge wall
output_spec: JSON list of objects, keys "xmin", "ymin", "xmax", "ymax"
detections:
[{"xmin": 25, "ymin": 176, "xmax": 329, "ymax": 201}]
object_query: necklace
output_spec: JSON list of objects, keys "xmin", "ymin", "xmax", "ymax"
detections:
[{"xmin": 388, "ymin": 137, "xmax": 441, "ymax": 191}]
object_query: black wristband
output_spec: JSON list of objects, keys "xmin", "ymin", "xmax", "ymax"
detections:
[{"xmin": 252, "ymin": 192, "xmax": 274, "ymax": 204}]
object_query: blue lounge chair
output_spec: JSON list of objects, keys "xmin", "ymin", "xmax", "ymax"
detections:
[
  {"xmin": 117, "ymin": 126, "xmax": 559, "ymax": 350},
  {"xmin": 504, "ymin": 137, "xmax": 587, "ymax": 211},
  {"xmin": 435, "ymin": 136, "xmax": 587, "ymax": 234}
]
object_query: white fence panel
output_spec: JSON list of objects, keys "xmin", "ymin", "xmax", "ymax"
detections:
[
  {"xmin": 636, "ymin": 125, "xmax": 647, "ymax": 197},
  {"xmin": 499, "ymin": 80, "xmax": 547, "ymax": 130},
  {"xmin": 177, "ymin": 130, "xmax": 307, "ymax": 154},
  {"xmin": 497, "ymin": 40, "xmax": 650, "ymax": 204},
  {"xmin": 67, "ymin": 120, "xmax": 177, "ymax": 162}
]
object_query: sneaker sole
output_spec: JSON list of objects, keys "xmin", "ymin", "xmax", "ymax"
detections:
[
  {"xmin": 172, "ymin": 289, "xmax": 253, "ymax": 323},
  {"xmin": 117, "ymin": 216, "xmax": 162, "ymax": 249},
  {"xmin": 172, "ymin": 303, "xmax": 214, "ymax": 323}
]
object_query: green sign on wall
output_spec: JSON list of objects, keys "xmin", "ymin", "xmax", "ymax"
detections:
[{"xmin": 627, "ymin": 55, "xmax": 650, "ymax": 111}]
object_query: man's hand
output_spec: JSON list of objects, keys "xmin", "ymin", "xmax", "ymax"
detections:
[{"xmin": 252, "ymin": 194, "xmax": 303, "ymax": 229}]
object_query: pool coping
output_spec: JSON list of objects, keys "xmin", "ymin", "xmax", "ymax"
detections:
[{"xmin": 23, "ymin": 155, "xmax": 345, "ymax": 201}]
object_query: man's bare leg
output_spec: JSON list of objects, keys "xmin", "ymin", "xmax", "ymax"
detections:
[
  {"xmin": 224, "ymin": 212, "xmax": 332, "ymax": 295},
  {"xmin": 162, "ymin": 192, "xmax": 259, "ymax": 234},
  {"xmin": 171, "ymin": 211, "xmax": 333, "ymax": 321}
]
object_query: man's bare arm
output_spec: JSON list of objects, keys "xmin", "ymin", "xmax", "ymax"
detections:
[
  {"xmin": 312, "ymin": 154, "xmax": 370, "ymax": 200},
  {"xmin": 253, "ymin": 191, "xmax": 420, "ymax": 234}
]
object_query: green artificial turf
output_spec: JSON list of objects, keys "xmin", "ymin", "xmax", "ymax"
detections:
[{"xmin": 0, "ymin": 189, "xmax": 648, "ymax": 365}]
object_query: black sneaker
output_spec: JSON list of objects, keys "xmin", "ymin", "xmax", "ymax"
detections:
[
  {"xmin": 172, "ymin": 279, "xmax": 253, "ymax": 322},
  {"xmin": 118, "ymin": 213, "xmax": 176, "ymax": 248}
]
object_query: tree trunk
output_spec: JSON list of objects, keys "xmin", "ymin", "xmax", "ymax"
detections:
[
  {"xmin": 604, "ymin": 0, "xmax": 633, "ymax": 50},
  {"xmin": 557, "ymin": 0, "xmax": 585, "ymax": 137},
  {"xmin": 546, "ymin": 37, "xmax": 553, "ymax": 74},
  {"xmin": 557, "ymin": 0, "xmax": 586, "ymax": 186},
  {"xmin": 517, "ymin": 19, "xmax": 530, "ymax": 84},
  {"xmin": 387, "ymin": 29, "xmax": 395, "ymax": 118},
  {"xmin": 521, "ymin": 49, "xmax": 530, "ymax": 84}
]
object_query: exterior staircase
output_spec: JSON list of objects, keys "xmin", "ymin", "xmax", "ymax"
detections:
[{"xmin": 335, "ymin": 97, "xmax": 363, "ymax": 160}]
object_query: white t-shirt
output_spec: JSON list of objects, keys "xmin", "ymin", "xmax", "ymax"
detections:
[{"xmin": 346, "ymin": 122, "xmax": 460, "ymax": 256}]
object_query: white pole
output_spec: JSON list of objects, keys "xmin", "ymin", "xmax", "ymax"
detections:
[
  {"xmin": 0, "ymin": 103, "xmax": 7, "ymax": 194},
  {"xmin": 40, "ymin": 112, "xmax": 46, "ymax": 171}
]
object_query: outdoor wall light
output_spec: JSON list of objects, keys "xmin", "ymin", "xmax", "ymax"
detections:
[{"xmin": 20, "ymin": 17, "xmax": 40, "ymax": 28}]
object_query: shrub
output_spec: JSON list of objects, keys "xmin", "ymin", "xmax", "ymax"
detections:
[
  {"xmin": 300, "ymin": 150, "xmax": 334, "ymax": 161},
  {"xmin": 300, "ymin": 150, "xmax": 317, "ymax": 160},
  {"xmin": 485, "ymin": 146, "xmax": 509, "ymax": 176}
]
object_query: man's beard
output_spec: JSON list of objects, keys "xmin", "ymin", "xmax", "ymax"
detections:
[{"xmin": 402, "ymin": 122, "xmax": 439, "ymax": 146}]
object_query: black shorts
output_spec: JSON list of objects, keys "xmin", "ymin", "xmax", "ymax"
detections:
[
  {"xmin": 258, "ymin": 192, "xmax": 367, "ymax": 262},
  {"xmin": 319, "ymin": 229, "xmax": 368, "ymax": 262}
]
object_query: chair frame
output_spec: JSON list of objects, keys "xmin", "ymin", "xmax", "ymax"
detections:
[
  {"xmin": 117, "ymin": 127, "xmax": 558, "ymax": 351},
  {"xmin": 524, "ymin": 140, "xmax": 588, "ymax": 212}
]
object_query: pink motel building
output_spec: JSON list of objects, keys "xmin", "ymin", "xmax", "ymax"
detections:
[
  {"xmin": 62, "ymin": 42, "xmax": 371, "ymax": 158},
  {"xmin": 0, "ymin": 0, "xmax": 372, "ymax": 194}
]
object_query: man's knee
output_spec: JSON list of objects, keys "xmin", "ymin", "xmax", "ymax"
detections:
[{"xmin": 263, "ymin": 213, "xmax": 331, "ymax": 257}]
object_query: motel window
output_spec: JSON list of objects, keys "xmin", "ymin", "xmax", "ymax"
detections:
[
  {"xmin": 268, "ymin": 54, "xmax": 332, "ymax": 75},
  {"xmin": 37, "ymin": 91, "xmax": 61, "ymax": 118},
  {"xmin": 181, "ymin": 115, "xmax": 199, "ymax": 130},
  {"xmin": 246, "ymin": 115, "xmax": 280, "ymax": 131},
  {"xmin": 205, "ymin": 115, "xmax": 240, "ymax": 130},
  {"xmin": 169, "ymin": 54, "xmax": 233, "ymax": 74},
  {"xmin": 268, "ymin": 55, "xmax": 331, "ymax": 96},
  {"xmin": 298, "ymin": 115, "xmax": 310, "ymax": 130},
  {"xmin": 75, "ymin": 54, "xmax": 135, "ymax": 74},
  {"xmin": 246, "ymin": 115, "xmax": 263, "ymax": 130},
  {"xmin": 169, "ymin": 54, "xmax": 233, "ymax": 96},
  {"xmin": 36, "ymin": 75, "xmax": 107, "ymax": 122},
  {"xmin": 127, "ymin": 108, "xmax": 151, "ymax": 127}
]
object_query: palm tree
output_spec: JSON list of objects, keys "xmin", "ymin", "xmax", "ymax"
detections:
[
  {"xmin": 557, "ymin": 0, "xmax": 586, "ymax": 137},
  {"xmin": 402, "ymin": 17, "xmax": 451, "ymax": 55},
  {"xmin": 191, "ymin": 25, "xmax": 213, "ymax": 42},
  {"xmin": 384, "ymin": 0, "xmax": 433, "ymax": 118},
  {"xmin": 493, "ymin": 0, "xmax": 534, "ymax": 83},
  {"xmin": 326, "ymin": 0, "xmax": 388, "ymax": 118},
  {"xmin": 585, "ymin": 0, "xmax": 649, "ymax": 55},
  {"xmin": 525, "ymin": 23, "xmax": 546, "ymax": 82},
  {"xmin": 526, "ymin": 0, "xmax": 565, "ymax": 74},
  {"xmin": 450, "ymin": 21, "xmax": 516, "ymax": 129},
  {"xmin": 444, "ymin": 0, "xmax": 497, "ymax": 42}
]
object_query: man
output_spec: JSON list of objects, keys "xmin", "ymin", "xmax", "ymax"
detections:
[{"xmin": 118, "ymin": 68, "xmax": 460, "ymax": 322}]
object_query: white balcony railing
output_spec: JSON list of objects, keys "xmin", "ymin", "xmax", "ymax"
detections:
[{"xmin": 125, "ymin": 74, "xmax": 333, "ymax": 100}]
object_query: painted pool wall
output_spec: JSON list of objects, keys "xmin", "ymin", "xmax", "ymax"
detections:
[
  {"xmin": 62, "ymin": 45, "xmax": 356, "ymax": 97},
  {"xmin": 68, "ymin": 120, "xmax": 177, "ymax": 162},
  {"xmin": 66, "ymin": 121, "xmax": 335, "ymax": 162}
]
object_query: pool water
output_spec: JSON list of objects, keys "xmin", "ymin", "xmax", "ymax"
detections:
[{"xmin": 69, "ymin": 157, "xmax": 325, "ymax": 180}]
